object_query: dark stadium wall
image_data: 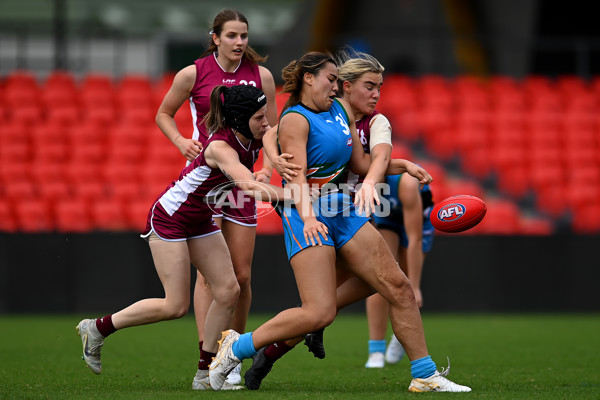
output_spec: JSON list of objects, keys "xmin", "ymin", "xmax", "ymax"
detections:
[{"xmin": 0, "ymin": 233, "xmax": 598, "ymax": 314}]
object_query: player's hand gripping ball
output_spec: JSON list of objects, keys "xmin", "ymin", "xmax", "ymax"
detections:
[{"xmin": 430, "ymin": 195, "xmax": 487, "ymax": 233}]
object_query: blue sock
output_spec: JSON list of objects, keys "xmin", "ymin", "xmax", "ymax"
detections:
[
  {"xmin": 368, "ymin": 339, "xmax": 386, "ymax": 354},
  {"xmin": 231, "ymin": 332, "xmax": 257, "ymax": 360},
  {"xmin": 410, "ymin": 355, "xmax": 437, "ymax": 379}
]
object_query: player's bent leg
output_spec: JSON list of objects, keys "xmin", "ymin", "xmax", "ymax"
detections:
[
  {"xmin": 221, "ymin": 220, "xmax": 256, "ymax": 385},
  {"xmin": 220, "ymin": 220, "xmax": 255, "ymax": 333},
  {"xmin": 338, "ymin": 223, "xmax": 428, "ymax": 361},
  {"xmin": 189, "ymin": 233, "xmax": 240, "ymax": 354}
]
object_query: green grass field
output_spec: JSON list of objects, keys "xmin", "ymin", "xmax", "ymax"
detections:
[{"xmin": 1, "ymin": 313, "xmax": 599, "ymax": 399}]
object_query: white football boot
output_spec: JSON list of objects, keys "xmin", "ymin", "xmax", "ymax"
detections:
[
  {"xmin": 192, "ymin": 369, "xmax": 243, "ymax": 390},
  {"xmin": 209, "ymin": 330, "xmax": 242, "ymax": 390},
  {"xmin": 365, "ymin": 352, "xmax": 385, "ymax": 368},
  {"xmin": 76, "ymin": 319, "xmax": 104, "ymax": 374},
  {"xmin": 385, "ymin": 335, "xmax": 406, "ymax": 364}
]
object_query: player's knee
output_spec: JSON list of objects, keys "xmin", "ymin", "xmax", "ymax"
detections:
[
  {"xmin": 164, "ymin": 302, "xmax": 189, "ymax": 320},
  {"xmin": 213, "ymin": 279, "xmax": 240, "ymax": 308},
  {"xmin": 234, "ymin": 267, "xmax": 251, "ymax": 290},
  {"xmin": 306, "ymin": 307, "xmax": 336, "ymax": 331}
]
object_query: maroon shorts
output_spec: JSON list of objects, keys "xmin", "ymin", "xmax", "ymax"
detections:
[
  {"xmin": 141, "ymin": 201, "xmax": 220, "ymax": 241},
  {"xmin": 211, "ymin": 186, "xmax": 257, "ymax": 226}
]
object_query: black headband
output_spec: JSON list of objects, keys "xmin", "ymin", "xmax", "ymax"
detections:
[{"xmin": 222, "ymin": 85, "xmax": 267, "ymax": 139}]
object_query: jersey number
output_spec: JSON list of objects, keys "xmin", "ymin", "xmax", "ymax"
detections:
[
  {"xmin": 335, "ymin": 113, "xmax": 350, "ymax": 136},
  {"xmin": 239, "ymin": 80, "xmax": 257, "ymax": 87}
]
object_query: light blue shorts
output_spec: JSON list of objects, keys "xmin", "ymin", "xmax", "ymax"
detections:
[{"xmin": 278, "ymin": 192, "xmax": 370, "ymax": 260}]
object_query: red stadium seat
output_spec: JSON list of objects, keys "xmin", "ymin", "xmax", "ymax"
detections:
[
  {"xmin": 490, "ymin": 126, "xmax": 526, "ymax": 149},
  {"xmin": 0, "ymin": 141, "xmax": 28, "ymax": 163},
  {"xmin": 519, "ymin": 216, "xmax": 554, "ymax": 235},
  {"xmin": 46, "ymin": 103, "xmax": 81, "ymax": 125},
  {"xmin": 535, "ymin": 186, "xmax": 568, "ymax": 217},
  {"xmin": 454, "ymin": 124, "xmax": 489, "ymax": 154},
  {"xmin": 63, "ymin": 161, "xmax": 101, "ymax": 184},
  {"xmin": 120, "ymin": 105, "xmax": 155, "ymax": 125},
  {"xmin": 0, "ymin": 122, "xmax": 31, "ymax": 147},
  {"xmin": 37, "ymin": 180, "xmax": 71, "ymax": 206},
  {"xmin": 0, "ymin": 161, "xmax": 31, "ymax": 184},
  {"xmin": 102, "ymin": 162, "xmax": 140, "ymax": 186},
  {"xmin": 0, "ymin": 199, "xmax": 18, "ymax": 232},
  {"xmin": 491, "ymin": 89, "xmax": 527, "ymax": 112},
  {"xmin": 422, "ymin": 127, "xmax": 458, "ymax": 161},
  {"xmin": 81, "ymin": 73, "xmax": 113, "ymax": 92},
  {"xmin": 571, "ymin": 203, "xmax": 600, "ymax": 233},
  {"xmin": 496, "ymin": 165, "xmax": 530, "ymax": 199},
  {"xmin": 123, "ymin": 197, "xmax": 152, "ymax": 231},
  {"xmin": 442, "ymin": 178, "xmax": 485, "ymax": 200},
  {"xmin": 117, "ymin": 74, "xmax": 153, "ymax": 93},
  {"xmin": 105, "ymin": 141, "xmax": 145, "ymax": 167},
  {"xmin": 72, "ymin": 180, "xmax": 108, "ymax": 202},
  {"xmin": 90, "ymin": 197, "xmax": 128, "ymax": 231},
  {"xmin": 30, "ymin": 163, "xmax": 65, "ymax": 185},
  {"xmin": 556, "ymin": 75, "xmax": 587, "ymax": 95},
  {"xmin": 108, "ymin": 122, "xmax": 149, "ymax": 146},
  {"xmin": 84, "ymin": 103, "xmax": 116, "ymax": 126},
  {"xmin": 4, "ymin": 70, "xmax": 38, "ymax": 90},
  {"xmin": 138, "ymin": 161, "xmax": 181, "ymax": 189},
  {"xmin": 54, "ymin": 198, "xmax": 93, "ymax": 232},
  {"xmin": 44, "ymin": 70, "xmax": 77, "ymax": 90},
  {"xmin": 3, "ymin": 180, "xmax": 36, "ymax": 201},
  {"xmin": 564, "ymin": 184, "xmax": 599, "ymax": 210},
  {"xmin": 460, "ymin": 147, "xmax": 494, "ymax": 179},
  {"xmin": 530, "ymin": 164, "xmax": 564, "ymax": 192},
  {"xmin": 476, "ymin": 198, "xmax": 521, "ymax": 234},
  {"xmin": 14, "ymin": 198, "xmax": 53, "ymax": 232},
  {"xmin": 522, "ymin": 75, "xmax": 554, "ymax": 95},
  {"xmin": 562, "ymin": 127, "xmax": 597, "ymax": 150},
  {"xmin": 564, "ymin": 92, "xmax": 597, "ymax": 112},
  {"xmin": 68, "ymin": 121, "xmax": 106, "ymax": 147},
  {"xmin": 33, "ymin": 142, "xmax": 68, "ymax": 163},
  {"xmin": 6, "ymin": 104, "xmax": 42, "ymax": 126},
  {"xmin": 490, "ymin": 143, "xmax": 528, "ymax": 170},
  {"xmin": 30, "ymin": 122, "xmax": 69, "ymax": 147},
  {"xmin": 391, "ymin": 140, "xmax": 414, "ymax": 160},
  {"xmin": 490, "ymin": 109, "xmax": 526, "ymax": 132},
  {"xmin": 70, "ymin": 141, "xmax": 107, "ymax": 165},
  {"xmin": 110, "ymin": 180, "xmax": 144, "ymax": 201}
]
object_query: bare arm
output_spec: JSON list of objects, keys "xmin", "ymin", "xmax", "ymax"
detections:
[
  {"xmin": 254, "ymin": 66, "xmax": 278, "ymax": 182},
  {"xmin": 386, "ymin": 159, "xmax": 433, "ymax": 185},
  {"xmin": 262, "ymin": 125, "xmax": 302, "ymax": 182},
  {"xmin": 278, "ymin": 113, "xmax": 329, "ymax": 246},
  {"xmin": 399, "ymin": 174, "xmax": 425, "ymax": 307},
  {"xmin": 155, "ymin": 65, "xmax": 203, "ymax": 161},
  {"xmin": 353, "ymin": 113, "xmax": 393, "ymax": 216},
  {"xmin": 204, "ymin": 140, "xmax": 291, "ymax": 202}
]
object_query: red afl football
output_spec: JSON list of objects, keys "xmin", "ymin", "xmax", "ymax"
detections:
[{"xmin": 430, "ymin": 195, "xmax": 487, "ymax": 233}]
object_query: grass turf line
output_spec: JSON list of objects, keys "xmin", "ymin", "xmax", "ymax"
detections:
[{"xmin": 0, "ymin": 313, "xmax": 598, "ymax": 399}]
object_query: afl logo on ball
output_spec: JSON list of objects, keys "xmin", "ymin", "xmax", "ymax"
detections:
[{"xmin": 437, "ymin": 203, "xmax": 465, "ymax": 221}]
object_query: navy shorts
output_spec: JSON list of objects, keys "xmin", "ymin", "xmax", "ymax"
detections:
[{"xmin": 373, "ymin": 206, "xmax": 435, "ymax": 253}]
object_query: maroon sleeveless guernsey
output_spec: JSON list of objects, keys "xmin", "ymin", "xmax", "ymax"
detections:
[{"xmin": 189, "ymin": 54, "xmax": 262, "ymax": 146}]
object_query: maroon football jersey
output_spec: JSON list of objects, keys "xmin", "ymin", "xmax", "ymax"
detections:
[{"xmin": 189, "ymin": 54, "xmax": 262, "ymax": 146}]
